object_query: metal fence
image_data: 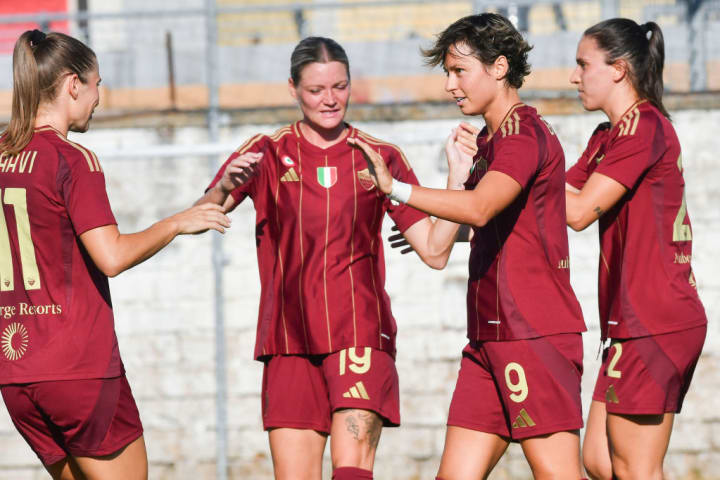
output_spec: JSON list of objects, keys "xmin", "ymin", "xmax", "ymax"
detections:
[
  {"xmin": 1, "ymin": 3, "xmax": 720, "ymax": 479},
  {"xmin": 2, "ymin": 0, "xmax": 720, "ymax": 118}
]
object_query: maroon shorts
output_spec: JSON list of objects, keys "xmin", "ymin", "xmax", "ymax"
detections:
[
  {"xmin": 448, "ymin": 333, "xmax": 583, "ymax": 440},
  {"xmin": 592, "ymin": 325, "xmax": 706, "ymax": 415},
  {"xmin": 261, "ymin": 348, "xmax": 400, "ymax": 434},
  {"xmin": 1, "ymin": 376, "xmax": 143, "ymax": 466}
]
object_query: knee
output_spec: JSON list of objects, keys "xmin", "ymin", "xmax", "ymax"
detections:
[
  {"xmin": 528, "ymin": 463, "xmax": 582, "ymax": 480},
  {"xmin": 583, "ymin": 446, "xmax": 612, "ymax": 480},
  {"xmin": 611, "ymin": 457, "xmax": 663, "ymax": 480},
  {"xmin": 331, "ymin": 440, "xmax": 375, "ymax": 469}
]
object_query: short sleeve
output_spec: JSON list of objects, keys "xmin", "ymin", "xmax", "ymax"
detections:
[
  {"xmin": 566, "ymin": 123, "xmax": 609, "ymax": 189},
  {"xmin": 60, "ymin": 151, "xmax": 116, "ymax": 235},
  {"xmin": 566, "ymin": 150, "xmax": 591, "ymax": 190},
  {"xmin": 207, "ymin": 134, "xmax": 267, "ymax": 203},
  {"xmin": 384, "ymin": 146, "xmax": 428, "ymax": 232},
  {"xmin": 595, "ymin": 115, "xmax": 665, "ymax": 190},
  {"xmin": 488, "ymin": 134, "xmax": 539, "ymax": 190}
]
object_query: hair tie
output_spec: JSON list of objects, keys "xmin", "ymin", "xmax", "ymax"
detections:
[
  {"xmin": 29, "ymin": 29, "xmax": 46, "ymax": 47},
  {"xmin": 641, "ymin": 22, "xmax": 652, "ymax": 38}
]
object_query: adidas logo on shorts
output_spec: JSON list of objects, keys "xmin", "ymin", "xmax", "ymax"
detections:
[
  {"xmin": 342, "ymin": 381, "xmax": 370, "ymax": 400},
  {"xmin": 512, "ymin": 408, "xmax": 536, "ymax": 428}
]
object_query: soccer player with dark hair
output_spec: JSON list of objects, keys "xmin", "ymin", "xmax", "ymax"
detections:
[
  {"xmin": 566, "ymin": 18, "xmax": 707, "ymax": 480},
  {"xmin": 351, "ymin": 13, "xmax": 587, "ymax": 480},
  {"xmin": 195, "ymin": 36, "xmax": 473, "ymax": 480},
  {"xmin": 0, "ymin": 30, "xmax": 229, "ymax": 479}
]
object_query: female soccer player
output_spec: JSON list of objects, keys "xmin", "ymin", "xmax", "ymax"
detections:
[
  {"xmin": 195, "ymin": 37, "xmax": 472, "ymax": 480},
  {"xmin": 350, "ymin": 13, "xmax": 587, "ymax": 480},
  {"xmin": 0, "ymin": 30, "xmax": 229, "ymax": 479},
  {"xmin": 565, "ymin": 19, "xmax": 707, "ymax": 480}
]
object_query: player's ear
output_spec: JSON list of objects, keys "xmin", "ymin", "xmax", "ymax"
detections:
[
  {"xmin": 288, "ymin": 78, "xmax": 298, "ymax": 101},
  {"xmin": 493, "ymin": 55, "xmax": 509, "ymax": 82},
  {"xmin": 611, "ymin": 59, "xmax": 628, "ymax": 83},
  {"xmin": 67, "ymin": 73, "xmax": 80, "ymax": 101}
]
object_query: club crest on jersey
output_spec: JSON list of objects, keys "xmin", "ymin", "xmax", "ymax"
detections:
[
  {"xmin": 317, "ymin": 167, "xmax": 337, "ymax": 188},
  {"xmin": 281, "ymin": 155, "xmax": 295, "ymax": 166},
  {"xmin": 357, "ymin": 168, "xmax": 375, "ymax": 191}
]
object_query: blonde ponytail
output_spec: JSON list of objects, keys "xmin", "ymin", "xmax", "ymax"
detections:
[{"xmin": 0, "ymin": 31, "xmax": 42, "ymax": 155}]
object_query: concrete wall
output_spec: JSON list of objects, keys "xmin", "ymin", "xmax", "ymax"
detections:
[{"xmin": 0, "ymin": 109, "xmax": 718, "ymax": 479}]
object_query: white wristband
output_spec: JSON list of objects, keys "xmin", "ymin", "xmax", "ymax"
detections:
[{"xmin": 389, "ymin": 179, "xmax": 412, "ymax": 204}]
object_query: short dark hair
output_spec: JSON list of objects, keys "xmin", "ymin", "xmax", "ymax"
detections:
[
  {"xmin": 584, "ymin": 18, "xmax": 669, "ymax": 119},
  {"xmin": 422, "ymin": 13, "xmax": 532, "ymax": 89},
  {"xmin": 289, "ymin": 36, "xmax": 350, "ymax": 84}
]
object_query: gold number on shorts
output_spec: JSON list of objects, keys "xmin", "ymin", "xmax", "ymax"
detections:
[
  {"xmin": 504, "ymin": 362, "xmax": 529, "ymax": 403},
  {"xmin": 0, "ymin": 188, "xmax": 41, "ymax": 291},
  {"xmin": 607, "ymin": 342, "xmax": 622, "ymax": 379},
  {"xmin": 339, "ymin": 347, "xmax": 371, "ymax": 375},
  {"xmin": 673, "ymin": 155, "xmax": 692, "ymax": 242}
]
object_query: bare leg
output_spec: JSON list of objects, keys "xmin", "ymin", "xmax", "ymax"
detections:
[
  {"xmin": 65, "ymin": 435, "xmax": 148, "ymax": 480},
  {"xmin": 330, "ymin": 409, "xmax": 383, "ymax": 471},
  {"xmin": 268, "ymin": 428, "xmax": 328, "ymax": 480},
  {"xmin": 521, "ymin": 430, "xmax": 582, "ymax": 480},
  {"xmin": 436, "ymin": 425, "xmax": 509, "ymax": 480},
  {"xmin": 583, "ymin": 401, "xmax": 613, "ymax": 480},
  {"xmin": 607, "ymin": 412, "xmax": 674, "ymax": 480}
]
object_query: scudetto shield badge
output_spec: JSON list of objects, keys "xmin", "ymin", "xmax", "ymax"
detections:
[{"xmin": 317, "ymin": 166, "xmax": 337, "ymax": 188}]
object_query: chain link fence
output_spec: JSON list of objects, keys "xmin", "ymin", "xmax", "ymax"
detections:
[{"xmin": 1, "ymin": 0, "xmax": 720, "ymax": 117}]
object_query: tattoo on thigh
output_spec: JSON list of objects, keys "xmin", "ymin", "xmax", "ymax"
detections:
[
  {"xmin": 358, "ymin": 411, "xmax": 382, "ymax": 448},
  {"xmin": 343, "ymin": 410, "xmax": 383, "ymax": 448},
  {"xmin": 594, "ymin": 206, "xmax": 605, "ymax": 217},
  {"xmin": 345, "ymin": 414, "xmax": 360, "ymax": 440}
]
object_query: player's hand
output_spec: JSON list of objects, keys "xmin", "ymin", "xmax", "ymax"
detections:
[
  {"xmin": 445, "ymin": 123, "xmax": 478, "ymax": 190},
  {"xmin": 388, "ymin": 225, "xmax": 414, "ymax": 254},
  {"xmin": 172, "ymin": 203, "xmax": 231, "ymax": 235},
  {"xmin": 455, "ymin": 122, "xmax": 480, "ymax": 156},
  {"xmin": 219, "ymin": 151, "xmax": 263, "ymax": 193},
  {"xmin": 347, "ymin": 137, "xmax": 393, "ymax": 195}
]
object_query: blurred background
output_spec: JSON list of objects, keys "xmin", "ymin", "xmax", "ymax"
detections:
[{"xmin": 0, "ymin": 1, "xmax": 719, "ymax": 479}]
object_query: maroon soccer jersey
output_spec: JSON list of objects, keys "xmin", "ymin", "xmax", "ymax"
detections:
[
  {"xmin": 566, "ymin": 100, "xmax": 707, "ymax": 340},
  {"xmin": 208, "ymin": 122, "xmax": 427, "ymax": 358},
  {"xmin": 464, "ymin": 104, "xmax": 585, "ymax": 341},
  {"xmin": 0, "ymin": 126, "xmax": 121, "ymax": 383}
]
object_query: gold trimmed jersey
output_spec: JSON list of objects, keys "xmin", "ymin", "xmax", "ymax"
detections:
[
  {"xmin": 464, "ymin": 104, "xmax": 586, "ymax": 341},
  {"xmin": 0, "ymin": 126, "xmax": 121, "ymax": 383},
  {"xmin": 566, "ymin": 100, "xmax": 707, "ymax": 340},
  {"xmin": 208, "ymin": 122, "xmax": 427, "ymax": 358}
]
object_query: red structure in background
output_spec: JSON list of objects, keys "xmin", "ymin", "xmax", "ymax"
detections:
[{"xmin": 0, "ymin": 0, "xmax": 69, "ymax": 53}]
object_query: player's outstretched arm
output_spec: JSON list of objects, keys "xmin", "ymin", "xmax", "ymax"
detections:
[
  {"xmin": 79, "ymin": 203, "xmax": 231, "ymax": 277},
  {"xmin": 194, "ymin": 151, "xmax": 263, "ymax": 211},
  {"xmin": 565, "ymin": 172, "xmax": 626, "ymax": 231},
  {"xmin": 349, "ymin": 136, "xmax": 521, "ymax": 228}
]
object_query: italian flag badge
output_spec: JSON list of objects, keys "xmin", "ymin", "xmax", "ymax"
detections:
[{"xmin": 317, "ymin": 166, "xmax": 337, "ymax": 188}]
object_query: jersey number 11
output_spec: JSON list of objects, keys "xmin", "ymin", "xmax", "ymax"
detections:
[{"xmin": 0, "ymin": 188, "xmax": 41, "ymax": 292}]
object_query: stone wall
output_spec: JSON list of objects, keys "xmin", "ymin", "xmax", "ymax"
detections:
[{"xmin": 0, "ymin": 109, "xmax": 718, "ymax": 479}]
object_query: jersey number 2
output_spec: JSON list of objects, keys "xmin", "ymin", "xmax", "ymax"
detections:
[{"xmin": 0, "ymin": 188, "xmax": 41, "ymax": 291}]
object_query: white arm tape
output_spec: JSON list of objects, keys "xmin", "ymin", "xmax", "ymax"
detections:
[{"xmin": 389, "ymin": 179, "xmax": 412, "ymax": 204}]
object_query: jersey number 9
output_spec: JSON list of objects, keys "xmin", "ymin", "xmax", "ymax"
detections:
[{"xmin": 504, "ymin": 362, "xmax": 529, "ymax": 403}]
